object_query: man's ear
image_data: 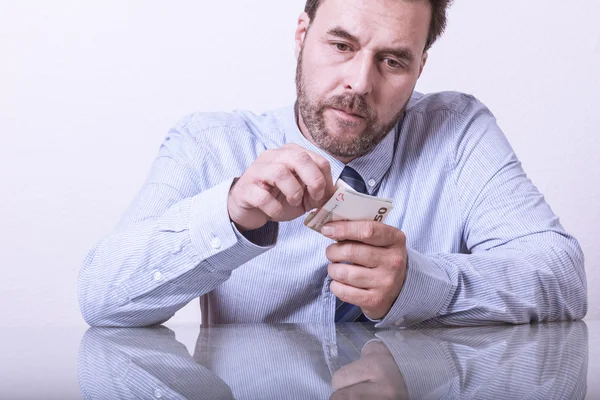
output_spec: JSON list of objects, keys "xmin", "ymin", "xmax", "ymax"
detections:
[
  {"xmin": 295, "ymin": 12, "xmax": 311, "ymax": 59},
  {"xmin": 417, "ymin": 51, "xmax": 428, "ymax": 79}
]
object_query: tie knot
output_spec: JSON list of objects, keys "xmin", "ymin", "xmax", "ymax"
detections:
[{"xmin": 340, "ymin": 166, "xmax": 368, "ymax": 194}]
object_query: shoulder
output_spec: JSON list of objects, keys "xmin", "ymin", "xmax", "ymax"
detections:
[
  {"xmin": 400, "ymin": 91, "xmax": 509, "ymax": 169},
  {"xmin": 160, "ymin": 109, "xmax": 286, "ymax": 168},
  {"xmin": 403, "ymin": 90, "xmax": 500, "ymax": 148},
  {"xmin": 172, "ymin": 109, "xmax": 283, "ymax": 144},
  {"xmin": 406, "ymin": 91, "xmax": 491, "ymax": 118}
]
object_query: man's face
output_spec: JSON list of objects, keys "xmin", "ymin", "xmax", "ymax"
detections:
[{"xmin": 295, "ymin": 0, "xmax": 430, "ymax": 160}]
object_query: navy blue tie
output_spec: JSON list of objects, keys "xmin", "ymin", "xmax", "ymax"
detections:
[{"xmin": 335, "ymin": 166, "xmax": 368, "ymax": 322}]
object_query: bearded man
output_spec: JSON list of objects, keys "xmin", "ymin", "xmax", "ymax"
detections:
[{"xmin": 78, "ymin": 0, "xmax": 587, "ymax": 327}]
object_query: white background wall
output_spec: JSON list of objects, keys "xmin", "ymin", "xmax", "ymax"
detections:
[{"xmin": 1, "ymin": 0, "xmax": 598, "ymax": 329}]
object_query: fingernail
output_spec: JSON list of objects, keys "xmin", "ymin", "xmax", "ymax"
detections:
[
  {"xmin": 321, "ymin": 226, "xmax": 335, "ymax": 237},
  {"xmin": 316, "ymin": 190, "xmax": 325, "ymax": 201}
]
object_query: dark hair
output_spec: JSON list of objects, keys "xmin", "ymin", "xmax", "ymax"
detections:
[{"xmin": 304, "ymin": 0, "xmax": 452, "ymax": 51}]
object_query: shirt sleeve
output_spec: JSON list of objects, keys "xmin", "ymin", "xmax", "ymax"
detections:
[
  {"xmin": 78, "ymin": 117, "xmax": 277, "ymax": 327},
  {"xmin": 376, "ymin": 97, "xmax": 588, "ymax": 328}
]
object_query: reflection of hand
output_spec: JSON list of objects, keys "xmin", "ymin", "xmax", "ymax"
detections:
[{"xmin": 330, "ymin": 339, "xmax": 408, "ymax": 400}]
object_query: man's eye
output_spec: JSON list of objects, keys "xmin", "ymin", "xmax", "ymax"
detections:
[
  {"xmin": 333, "ymin": 43, "xmax": 351, "ymax": 52},
  {"xmin": 384, "ymin": 58, "xmax": 403, "ymax": 69}
]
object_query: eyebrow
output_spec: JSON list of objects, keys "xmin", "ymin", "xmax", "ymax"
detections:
[{"xmin": 326, "ymin": 26, "xmax": 415, "ymax": 64}]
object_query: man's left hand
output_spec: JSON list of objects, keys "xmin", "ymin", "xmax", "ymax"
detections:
[{"xmin": 321, "ymin": 221, "xmax": 407, "ymax": 320}]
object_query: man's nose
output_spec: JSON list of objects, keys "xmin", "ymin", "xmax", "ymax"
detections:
[{"xmin": 343, "ymin": 54, "xmax": 375, "ymax": 97}]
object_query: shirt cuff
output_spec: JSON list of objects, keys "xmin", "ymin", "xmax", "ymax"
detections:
[
  {"xmin": 189, "ymin": 179, "xmax": 277, "ymax": 272},
  {"xmin": 375, "ymin": 248, "xmax": 453, "ymax": 328}
]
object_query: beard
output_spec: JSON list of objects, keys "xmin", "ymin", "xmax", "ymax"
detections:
[{"xmin": 295, "ymin": 46, "xmax": 407, "ymax": 159}]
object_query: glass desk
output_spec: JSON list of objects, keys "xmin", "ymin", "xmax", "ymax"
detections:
[{"xmin": 1, "ymin": 320, "xmax": 598, "ymax": 399}]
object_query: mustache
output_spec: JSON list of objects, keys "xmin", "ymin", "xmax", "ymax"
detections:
[{"xmin": 321, "ymin": 94, "xmax": 375, "ymax": 119}]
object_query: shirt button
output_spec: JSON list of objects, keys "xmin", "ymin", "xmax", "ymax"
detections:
[
  {"xmin": 394, "ymin": 318, "xmax": 405, "ymax": 327},
  {"xmin": 211, "ymin": 237, "xmax": 222, "ymax": 250},
  {"xmin": 153, "ymin": 388, "xmax": 164, "ymax": 398},
  {"xmin": 368, "ymin": 179, "xmax": 376, "ymax": 187},
  {"xmin": 153, "ymin": 271, "xmax": 163, "ymax": 282}
]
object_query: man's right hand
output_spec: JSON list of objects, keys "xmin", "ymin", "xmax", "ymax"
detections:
[{"xmin": 227, "ymin": 143, "xmax": 334, "ymax": 232}]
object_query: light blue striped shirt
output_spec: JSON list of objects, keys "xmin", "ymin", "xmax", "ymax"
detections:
[{"xmin": 78, "ymin": 91, "xmax": 588, "ymax": 328}]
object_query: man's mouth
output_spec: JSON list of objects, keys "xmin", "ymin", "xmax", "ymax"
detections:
[{"xmin": 330, "ymin": 107, "xmax": 366, "ymax": 120}]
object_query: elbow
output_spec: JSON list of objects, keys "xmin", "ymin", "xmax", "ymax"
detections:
[
  {"xmin": 78, "ymin": 249, "xmax": 165, "ymax": 328},
  {"xmin": 563, "ymin": 239, "xmax": 587, "ymax": 321},
  {"xmin": 551, "ymin": 238, "xmax": 588, "ymax": 321},
  {"xmin": 78, "ymin": 280, "xmax": 171, "ymax": 327},
  {"xmin": 79, "ymin": 289, "xmax": 169, "ymax": 328},
  {"xmin": 564, "ymin": 263, "xmax": 588, "ymax": 321},
  {"xmin": 78, "ymin": 281, "xmax": 126, "ymax": 327}
]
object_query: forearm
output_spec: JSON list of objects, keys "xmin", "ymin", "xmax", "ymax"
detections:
[
  {"xmin": 78, "ymin": 181, "xmax": 277, "ymax": 327},
  {"xmin": 379, "ymin": 231, "xmax": 587, "ymax": 328}
]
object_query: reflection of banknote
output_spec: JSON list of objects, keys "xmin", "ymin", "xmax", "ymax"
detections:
[{"xmin": 304, "ymin": 180, "xmax": 394, "ymax": 234}]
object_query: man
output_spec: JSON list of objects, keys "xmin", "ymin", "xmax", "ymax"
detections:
[{"xmin": 78, "ymin": 0, "xmax": 587, "ymax": 328}]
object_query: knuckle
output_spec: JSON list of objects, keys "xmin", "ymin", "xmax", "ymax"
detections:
[
  {"xmin": 361, "ymin": 222, "xmax": 376, "ymax": 240},
  {"xmin": 272, "ymin": 164, "xmax": 290, "ymax": 180},
  {"xmin": 335, "ymin": 265, "xmax": 349, "ymax": 282},
  {"xmin": 373, "ymin": 293, "xmax": 386, "ymax": 308},
  {"xmin": 294, "ymin": 151, "xmax": 312, "ymax": 165},
  {"xmin": 327, "ymin": 263, "xmax": 334, "ymax": 276},
  {"xmin": 290, "ymin": 186, "xmax": 304, "ymax": 199},
  {"xmin": 344, "ymin": 243, "xmax": 360, "ymax": 261},
  {"xmin": 270, "ymin": 203, "xmax": 285, "ymax": 219},
  {"xmin": 259, "ymin": 149, "xmax": 277, "ymax": 163},
  {"xmin": 363, "ymin": 294, "xmax": 379, "ymax": 310},
  {"xmin": 382, "ymin": 276, "xmax": 396, "ymax": 290},
  {"xmin": 310, "ymin": 174, "xmax": 326, "ymax": 189},
  {"xmin": 317, "ymin": 157, "xmax": 330, "ymax": 171},
  {"xmin": 396, "ymin": 230, "xmax": 407, "ymax": 245},
  {"xmin": 389, "ymin": 253, "xmax": 405, "ymax": 268},
  {"xmin": 255, "ymin": 190, "xmax": 271, "ymax": 207}
]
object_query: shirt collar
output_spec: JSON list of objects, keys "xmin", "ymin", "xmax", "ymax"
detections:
[{"xmin": 273, "ymin": 103, "xmax": 399, "ymax": 195}]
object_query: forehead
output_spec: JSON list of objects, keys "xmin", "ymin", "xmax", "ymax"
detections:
[{"xmin": 311, "ymin": 0, "xmax": 431, "ymax": 52}]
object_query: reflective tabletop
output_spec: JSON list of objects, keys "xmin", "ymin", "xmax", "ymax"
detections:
[{"xmin": 1, "ymin": 320, "xmax": 599, "ymax": 399}]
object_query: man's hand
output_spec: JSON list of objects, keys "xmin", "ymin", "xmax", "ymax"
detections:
[
  {"xmin": 330, "ymin": 340, "xmax": 408, "ymax": 400},
  {"xmin": 228, "ymin": 143, "xmax": 334, "ymax": 232},
  {"xmin": 322, "ymin": 221, "xmax": 407, "ymax": 320}
]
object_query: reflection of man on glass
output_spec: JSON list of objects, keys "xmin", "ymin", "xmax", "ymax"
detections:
[
  {"xmin": 78, "ymin": 0, "xmax": 587, "ymax": 327},
  {"xmin": 78, "ymin": 323, "xmax": 588, "ymax": 399}
]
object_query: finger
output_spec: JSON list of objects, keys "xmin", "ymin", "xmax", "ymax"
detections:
[
  {"xmin": 331, "ymin": 359, "xmax": 372, "ymax": 390},
  {"xmin": 244, "ymin": 184, "xmax": 285, "ymax": 220},
  {"xmin": 330, "ymin": 280, "xmax": 372, "ymax": 309},
  {"xmin": 303, "ymin": 149, "xmax": 335, "ymax": 199},
  {"xmin": 256, "ymin": 162, "xmax": 304, "ymax": 207},
  {"xmin": 322, "ymin": 221, "xmax": 405, "ymax": 247},
  {"xmin": 330, "ymin": 382, "xmax": 383, "ymax": 400},
  {"xmin": 276, "ymin": 146, "xmax": 333, "ymax": 202},
  {"xmin": 360, "ymin": 340, "xmax": 391, "ymax": 358},
  {"xmin": 328, "ymin": 263, "xmax": 379, "ymax": 289},
  {"xmin": 326, "ymin": 241, "xmax": 384, "ymax": 268}
]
